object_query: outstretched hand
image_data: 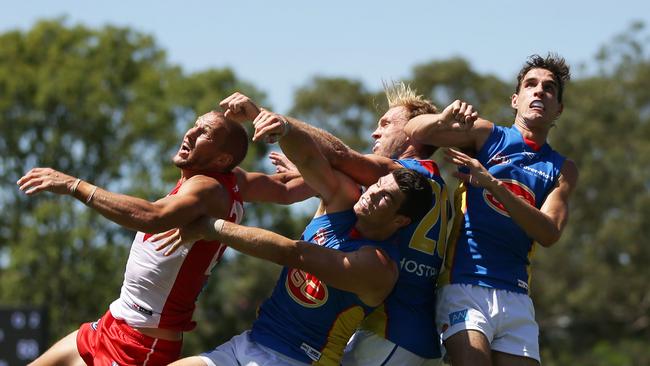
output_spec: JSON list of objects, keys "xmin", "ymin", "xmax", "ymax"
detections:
[
  {"xmin": 252, "ymin": 109, "xmax": 290, "ymax": 143},
  {"xmin": 17, "ymin": 167, "xmax": 78, "ymax": 196},
  {"xmin": 439, "ymin": 100, "xmax": 479, "ymax": 130},
  {"xmin": 444, "ymin": 148, "xmax": 495, "ymax": 188},
  {"xmin": 219, "ymin": 92, "xmax": 261, "ymax": 123},
  {"xmin": 151, "ymin": 216, "xmax": 215, "ymax": 256},
  {"xmin": 268, "ymin": 152, "xmax": 298, "ymax": 173}
]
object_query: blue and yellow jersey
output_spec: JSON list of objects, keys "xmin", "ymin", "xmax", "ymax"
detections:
[
  {"xmin": 250, "ymin": 210, "xmax": 400, "ymax": 365},
  {"xmin": 440, "ymin": 125, "xmax": 566, "ymax": 294},
  {"xmin": 361, "ymin": 159, "xmax": 452, "ymax": 358}
]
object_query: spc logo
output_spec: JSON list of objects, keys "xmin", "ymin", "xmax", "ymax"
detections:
[
  {"xmin": 483, "ymin": 179, "xmax": 535, "ymax": 217},
  {"xmin": 488, "ymin": 152, "xmax": 510, "ymax": 166},
  {"xmin": 313, "ymin": 228, "xmax": 328, "ymax": 246},
  {"xmin": 285, "ymin": 269, "xmax": 328, "ymax": 308}
]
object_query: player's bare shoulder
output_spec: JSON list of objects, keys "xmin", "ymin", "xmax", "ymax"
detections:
[{"xmin": 178, "ymin": 175, "xmax": 230, "ymax": 209}]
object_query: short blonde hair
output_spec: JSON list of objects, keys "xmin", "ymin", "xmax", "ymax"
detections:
[{"xmin": 383, "ymin": 81, "xmax": 438, "ymax": 118}]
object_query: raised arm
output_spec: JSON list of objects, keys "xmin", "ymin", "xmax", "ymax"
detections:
[
  {"xmin": 232, "ymin": 167, "xmax": 315, "ymax": 204},
  {"xmin": 445, "ymin": 148, "xmax": 579, "ymax": 246},
  {"xmin": 404, "ymin": 100, "xmax": 488, "ymax": 152},
  {"xmin": 156, "ymin": 217, "xmax": 398, "ymax": 307},
  {"xmin": 253, "ymin": 109, "xmax": 358, "ymax": 211},
  {"xmin": 220, "ymin": 91, "xmax": 396, "ymax": 187},
  {"xmin": 283, "ymin": 115, "xmax": 401, "ymax": 187},
  {"xmin": 17, "ymin": 167, "xmax": 229, "ymax": 233}
]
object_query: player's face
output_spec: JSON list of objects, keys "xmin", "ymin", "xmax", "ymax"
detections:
[
  {"xmin": 512, "ymin": 68, "xmax": 563, "ymax": 129},
  {"xmin": 173, "ymin": 112, "xmax": 226, "ymax": 170},
  {"xmin": 354, "ymin": 173, "xmax": 406, "ymax": 224},
  {"xmin": 371, "ymin": 106, "xmax": 410, "ymax": 159}
]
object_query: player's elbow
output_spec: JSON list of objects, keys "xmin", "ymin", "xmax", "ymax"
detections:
[
  {"xmin": 129, "ymin": 206, "xmax": 175, "ymax": 233},
  {"xmin": 537, "ymin": 230, "xmax": 561, "ymax": 247},
  {"xmin": 273, "ymin": 240, "xmax": 304, "ymax": 267},
  {"xmin": 132, "ymin": 211, "xmax": 166, "ymax": 233}
]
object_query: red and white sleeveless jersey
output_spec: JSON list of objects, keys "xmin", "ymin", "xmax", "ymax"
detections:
[{"xmin": 109, "ymin": 172, "xmax": 244, "ymax": 331}]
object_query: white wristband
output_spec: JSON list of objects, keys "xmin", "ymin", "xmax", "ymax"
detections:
[
  {"xmin": 71, "ymin": 178, "xmax": 81, "ymax": 194},
  {"xmin": 213, "ymin": 218, "xmax": 225, "ymax": 233},
  {"xmin": 85, "ymin": 185, "xmax": 98, "ymax": 204}
]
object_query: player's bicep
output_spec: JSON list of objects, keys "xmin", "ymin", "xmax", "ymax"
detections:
[
  {"xmin": 235, "ymin": 168, "xmax": 312, "ymax": 204},
  {"xmin": 234, "ymin": 168, "xmax": 278, "ymax": 202}
]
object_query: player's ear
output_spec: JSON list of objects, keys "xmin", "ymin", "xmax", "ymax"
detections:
[
  {"xmin": 393, "ymin": 214, "xmax": 411, "ymax": 228},
  {"xmin": 216, "ymin": 153, "xmax": 233, "ymax": 171},
  {"xmin": 511, "ymin": 93, "xmax": 519, "ymax": 109}
]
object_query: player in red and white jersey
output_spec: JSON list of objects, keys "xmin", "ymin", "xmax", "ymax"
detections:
[{"xmin": 18, "ymin": 110, "xmax": 311, "ymax": 366}]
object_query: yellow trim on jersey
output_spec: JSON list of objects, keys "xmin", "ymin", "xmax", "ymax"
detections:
[
  {"xmin": 526, "ymin": 241, "xmax": 537, "ymax": 291},
  {"xmin": 360, "ymin": 304, "xmax": 387, "ymax": 338},
  {"xmin": 437, "ymin": 182, "xmax": 466, "ymax": 286},
  {"xmin": 315, "ymin": 306, "xmax": 365, "ymax": 365}
]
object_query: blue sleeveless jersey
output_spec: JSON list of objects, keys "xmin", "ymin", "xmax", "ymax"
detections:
[
  {"xmin": 441, "ymin": 125, "xmax": 566, "ymax": 294},
  {"xmin": 361, "ymin": 159, "xmax": 452, "ymax": 358},
  {"xmin": 250, "ymin": 210, "xmax": 400, "ymax": 365}
]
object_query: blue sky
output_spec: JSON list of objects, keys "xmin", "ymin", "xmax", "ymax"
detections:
[{"xmin": 2, "ymin": 1, "xmax": 649, "ymax": 112}]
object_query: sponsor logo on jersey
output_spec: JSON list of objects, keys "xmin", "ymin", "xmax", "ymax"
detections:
[
  {"xmin": 400, "ymin": 258, "xmax": 439, "ymax": 279},
  {"xmin": 91, "ymin": 321, "xmax": 98, "ymax": 331},
  {"xmin": 449, "ymin": 309, "xmax": 469, "ymax": 326},
  {"xmin": 517, "ymin": 279, "xmax": 529, "ymax": 291},
  {"xmin": 131, "ymin": 302, "xmax": 153, "ymax": 316},
  {"xmin": 522, "ymin": 151, "xmax": 537, "ymax": 161},
  {"xmin": 313, "ymin": 228, "xmax": 328, "ymax": 246},
  {"xmin": 285, "ymin": 269, "xmax": 328, "ymax": 308},
  {"xmin": 488, "ymin": 152, "xmax": 510, "ymax": 166},
  {"xmin": 483, "ymin": 179, "xmax": 535, "ymax": 217},
  {"xmin": 300, "ymin": 342, "xmax": 322, "ymax": 361},
  {"xmin": 521, "ymin": 165, "xmax": 552, "ymax": 181}
]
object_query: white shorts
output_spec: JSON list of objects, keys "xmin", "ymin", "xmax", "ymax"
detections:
[
  {"xmin": 341, "ymin": 330, "xmax": 442, "ymax": 366},
  {"xmin": 435, "ymin": 284, "xmax": 540, "ymax": 362},
  {"xmin": 200, "ymin": 330, "xmax": 309, "ymax": 366}
]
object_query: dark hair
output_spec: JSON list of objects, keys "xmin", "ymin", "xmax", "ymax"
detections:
[
  {"xmin": 515, "ymin": 53, "xmax": 571, "ymax": 103},
  {"xmin": 213, "ymin": 112, "xmax": 249, "ymax": 171},
  {"xmin": 391, "ymin": 168, "xmax": 433, "ymax": 223}
]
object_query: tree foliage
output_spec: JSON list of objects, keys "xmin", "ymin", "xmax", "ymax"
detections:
[
  {"xmin": 289, "ymin": 76, "xmax": 378, "ymax": 151},
  {"xmin": 1, "ymin": 18, "xmax": 648, "ymax": 364},
  {"xmin": 0, "ymin": 19, "xmax": 306, "ymax": 356}
]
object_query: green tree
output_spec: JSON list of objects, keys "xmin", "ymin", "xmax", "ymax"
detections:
[
  {"xmin": 530, "ymin": 21, "xmax": 650, "ymax": 365},
  {"xmin": 290, "ymin": 76, "xmax": 378, "ymax": 151},
  {"xmin": 0, "ymin": 19, "xmax": 308, "ymax": 357},
  {"xmin": 407, "ymin": 57, "xmax": 512, "ymax": 123},
  {"xmin": 0, "ymin": 18, "xmax": 182, "ymax": 337}
]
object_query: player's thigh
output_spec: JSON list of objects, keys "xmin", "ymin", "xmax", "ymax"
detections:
[
  {"xmin": 492, "ymin": 350, "xmax": 539, "ymax": 366},
  {"xmin": 444, "ymin": 329, "xmax": 491, "ymax": 366},
  {"xmin": 169, "ymin": 355, "xmax": 210, "ymax": 366},
  {"xmin": 28, "ymin": 330, "xmax": 85, "ymax": 366},
  {"xmin": 491, "ymin": 290, "xmax": 539, "ymax": 363}
]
